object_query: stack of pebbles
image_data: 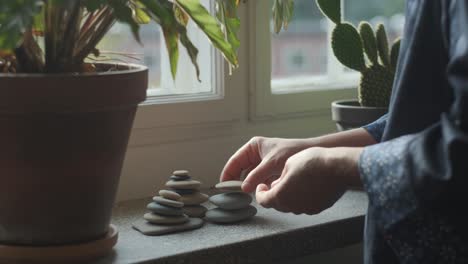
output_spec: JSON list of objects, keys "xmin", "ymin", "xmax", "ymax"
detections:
[
  {"xmin": 206, "ymin": 180, "xmax": 257, "ymax": 224},
  {"xmin": 132, "ymin": 170, "xmax": 206, "ymax": 236},
  {"xmin": 166, "ymin": 170, "xmax": 209, "ymax": 218}
]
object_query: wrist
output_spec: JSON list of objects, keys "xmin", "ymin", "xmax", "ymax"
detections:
[{"xmin": 327, "ymin": 147, "xmax": 364, "ymax": 188}]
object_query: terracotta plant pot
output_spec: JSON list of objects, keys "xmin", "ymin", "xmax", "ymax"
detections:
[
  {"xmin": 331, "ymin": 99, "xmax": 387, "ymax": 131},
  {"xmin": 0, "ymin": 64, "xmax": 147, "ymax": 246}
]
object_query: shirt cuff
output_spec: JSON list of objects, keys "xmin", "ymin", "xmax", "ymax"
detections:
[
  {"xmin": 362, "ymin": 114, "xmax": 388, "ymax": 142},
  {"xmin": 358, "ymin": 134, "xmax": 419, "ymax": 231}
]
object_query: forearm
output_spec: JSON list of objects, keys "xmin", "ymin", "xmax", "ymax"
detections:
[{"xmin": 298, "ymin": 128, "xmax": 377, "ymax": 149}]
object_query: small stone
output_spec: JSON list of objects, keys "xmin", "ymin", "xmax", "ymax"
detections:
[
  {"xmin": 147, "ymin": 202, "xmax": 184, "ymax": 216},
  {"xmin": 159, "ymin": 190, "xmax": 181, "ymax": 201},
  {"xmin": 143, "ymin": 213, "xmax": 189, "ymax": 225},
  {"xmin": 153, "ymin": 196, "xmax": 184, "ymax": 208},
  {"xmin": 166, "ymin": 180, "xmax": 201, "ymax": 190},
  {"xmin": 173, "ymin": 170, "xmax": 189, "ymax": 176},
  {"xmin": 182, "ymin": 205, "xmax": 208, "ymax": 218},
  {"xmin": 209, "ymin": 192, "xmax": 253, "ymax": 210},
  {"xmin": 205, "ymin": 205, "xmax": 257, "ymax": 224},
  {"xmin": 215, "ymin": 180, "xmax": 243, "ymax": 191},
  {"xmin": 170, "ymin": 175, "xmax": 191, "ymax": 181},
  {"xmin": 133, "ymin": 218, "xmax": 204, "ymax": 236},
  {"xmin": 180, "ymin": 192, "xmax": 209, "ymax": 205},
  {"xmin": 172, "ymin": 189, "xmax": 197, "ymax": 195}
]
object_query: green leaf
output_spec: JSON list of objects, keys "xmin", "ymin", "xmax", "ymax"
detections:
[
  {"xmin": 0, "ymin": 0, "xmax": 42, "ymax": 49},
  {"xmin": 174, "ymin": 0, "xmax": 238, "ymax": 67},
  {"xmin": 133, "ymin": 5, "xmax": 151, "ymax": 24},
  {"xmin": 178, "ymin": 25, "xmax": 200, "ymax": 81},
  {"xmin": 140, "ymin": 0, "xmax": 180, "ymax": 79},
  {"xmin": 215, "ymin": 0, "xmax": 240, "ymax": 52},
  {"xmin": 316, "ymin": 0, "xmax": 341, "ymax": 24},
  {"xmin": 83, "ymin": 0, "xmax": 108, "ymax": 11},
  {"xmin": 109, "ymin": 0, "xmax": 142, "ymax": 44},
  {"xmin": 272, "ymin": 0, "xmax": 294, "ymax": 33}
]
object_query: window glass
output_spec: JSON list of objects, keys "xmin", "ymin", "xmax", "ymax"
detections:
[
  {"xmin": 97, "ymin": 0, "xmax": 214, "ymax": 96},
  {"xmin": 270, "ymin": 0, "xmax": 328, "ymax": 79}
]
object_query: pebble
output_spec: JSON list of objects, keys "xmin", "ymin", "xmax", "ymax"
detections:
[
  {"xmin": 143, "ymin": 213, "xmax": 188, "ymax": 225},
  {"xmin": 180, "ymin": 192, "xmax": 209, "ymax": 205},
  {"xmin": 166, "ymin": 180, "xmax": 201, "ymax": 190},
  {"xmin": 133, "ymin": 218, "xmax": 204, "ymax": 236},
  {"xmin": 173, "ymin": 170, "xmax": 189, "ymax": 176},
  {"xmin": 170, "ymin": 175, "xmax": 191, "ymax": 181},
  {"xmin": 209, "ymin": 192, "xmax": 253, "ymax": 210},
  {"xmin": 147, "ymin": 202, "xmax": 184, "ymax": 216},
  {"xmin": 205, "ymin": 205, "xmax": 257, "ymax": 224},
  {"xmin": 172, "ymin": 188, "xmax": 197, "ymax": 195},
  {"xmin": 182, "ymin": 205, "xmax": 208, "ymax": 218},
  {"xmin": 215, "ymin": 180, "xmax": 243, "ymax": 191},
  {"xmin": 159, "ymin": 190, "xmax": 181, "ymax": 201},
  {"xmin": 153, "ymin": 196, "xmax": 184, "ymax": 208}
]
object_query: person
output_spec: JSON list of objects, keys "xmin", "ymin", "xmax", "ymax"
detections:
[{"xmin": 220, "ymin": 1, "xmax": 468, "ymax": 263}]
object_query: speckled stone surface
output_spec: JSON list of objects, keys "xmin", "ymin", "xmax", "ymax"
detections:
[{"xmin": 91, "ymin": 191, "xmax": 367, "ymax": 264}]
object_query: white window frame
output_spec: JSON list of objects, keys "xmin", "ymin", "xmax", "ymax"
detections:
[{"xmin": 247, "ymin": 0, "xmax": 358, "ymax": 121}]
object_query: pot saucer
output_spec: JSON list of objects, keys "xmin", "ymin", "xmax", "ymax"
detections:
[{"xmin": 0, "ymin": 224, "xmax": 118, "ymax": 263}]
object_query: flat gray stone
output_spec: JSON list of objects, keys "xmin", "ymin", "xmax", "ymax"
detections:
[
  {"xmin": 209, "ymin": 192, "xmax": 252, "ymax": 210},
  {"xmin": 205, "ymin": 205, "xmax": 257, "ymax": 224},
  {"xmin": 172, "ymin": 188, "xmax": 196, "ymax": 195},
  {"xmin": 159, "ymin": 190, "xmax": 181, "ymax": 201},
  {"xmin": 133, "ymin": 218, "xmax": 204, "ymax": 236},
  {"xmin": 147, "ymin": 202, "xmax": 183, "ymax": 216},
  {"xmin": 173, "ymin": 170, "xmax": 189, "ymax": 176},
  {"xmin": 182, "ymin": 205, "xmax": 207, "ymax": 218},
  {"xmin": 143, "ymin": 213, "xmax": 189, "ymax": 225},
  {"xmin": 153, "ymin": 196, "xmax": 184, "ymax": 208},
  {"xmin": 180, "ymin": 192, "xmax": 209, "ymax": 205},
  {"xmin": 166, "ymin": 180, "xmax": 201, "ymax": 190},
  {"xmin": 215, "ymin": 180, "xmax": 243, "ymax": 191},
  {"xmin": 170, "ymin": 175, "xmax": 191, "ymax": 181}
]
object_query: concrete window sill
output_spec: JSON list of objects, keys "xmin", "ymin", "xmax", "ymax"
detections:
[{"xmin": 92, "ymin": 191, "xmax": 367, "ymax": 264}]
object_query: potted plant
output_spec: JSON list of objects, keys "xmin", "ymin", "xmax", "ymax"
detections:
[
  {"xmin": 0, "ymin": 0, "xmax": 243, "ymax": 255},
  {"xmin": 315, "ymin": 0, "xmax": 401, "ymax": 131}
]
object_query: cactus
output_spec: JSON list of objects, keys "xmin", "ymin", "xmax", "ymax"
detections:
[{"xmin": 316, "ymin": 0, "xmax": 401, "ymax": 107}]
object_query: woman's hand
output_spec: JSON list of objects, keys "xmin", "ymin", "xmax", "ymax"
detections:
[
  {"xmin": 220, "ymin": 137, "xmax": 315, "ymax": 192},
  {"xmin": 256, "ymin": 147, "xmax": 363, "ymax": 214}
]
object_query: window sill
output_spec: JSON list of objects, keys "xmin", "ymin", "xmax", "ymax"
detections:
[{"xmin": 92, "ymin": 190, "xmax": 367, "ymax": 264}]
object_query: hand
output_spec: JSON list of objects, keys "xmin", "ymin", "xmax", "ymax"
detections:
[
  {"xmin": 256, "ymin": 147, "xmax": 363, "ymax": 215},
  {"xmin": 220, "ymin": 137, "xmax": 314, "ymax": 192}
]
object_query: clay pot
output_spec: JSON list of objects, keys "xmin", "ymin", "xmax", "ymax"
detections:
[
  {"xmin": 331, "ymin": 99, "xmax": 387, "ymax": 131},
  {"xmin": 0, "ymin": 64, "xmax": 147, "ymax": 245}
]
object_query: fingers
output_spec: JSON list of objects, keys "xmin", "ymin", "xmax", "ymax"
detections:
[
  {"xmin": 220, "ymin": 139, "xmax": 261, "ymax": 182},
  {"xmin": 242, "ymin": 159, "xmax": 276, "ymax": 192},
  {"xmin": 255, "ymin": 184, "xmax": 278, "ymax": 209}
]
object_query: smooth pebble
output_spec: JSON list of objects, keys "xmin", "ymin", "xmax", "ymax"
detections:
[
  {"xmin": 147, "ymin": 202, "xmax": 184, "ymax": 216},
  {"xmin": 182, "ymin": 205, "xmax": 207, "ymax": 218},
  {"xmin": 180, "ymin": 192, "xmax": 209, "ymax": 205},
  {"xmin": 153, "ymin": 196, "xmax": 184, "ymax": 208},
  {"xmin": 133, "ymin": 218, "xmax": 204, "ymax": 236},
  {"xmin": 159, "ymin": 190, "xmax": 181, "ymax": 201},
  {"xmin": 143, "ymin": 213, "xmax": 188, "ymax": 225},
  {"xmin": 170, "ymin": 175, "xmax": 191, "ymax": 181},
  {"xmin": 173, "ymin": 170, "xmax": 189, "ymax": 176},
  {"xmin": 215, "ymin": 180, "xmax": 243, "ymax": 191},
  {"xmin": 172, "ymin": 188, "xmax": 197, "ymax": 195},
  {"xmin": 205, "ymin": 205, "xmax": 257, "ymax": 224},
  {"xmin": 166, "ymin": 180, "xmax": 201, "ymax": 190},
  {"xmin": 209, "ymin": 192, "xmax": 252, "ymax": 210}
]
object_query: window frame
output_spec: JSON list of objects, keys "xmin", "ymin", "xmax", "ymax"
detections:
[{"xmin": 247, "ymin": 0, "xmax": 357, "ymax": 121}]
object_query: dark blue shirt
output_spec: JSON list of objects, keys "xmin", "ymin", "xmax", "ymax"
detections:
[{"xmin": 360, "ymin": 0, "xmax": 468, "ymax": 263}]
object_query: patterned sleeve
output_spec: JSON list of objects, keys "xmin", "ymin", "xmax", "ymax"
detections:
[{"xmin": 362, "ymin": 114, "xmax": 388, "ymax": 143}]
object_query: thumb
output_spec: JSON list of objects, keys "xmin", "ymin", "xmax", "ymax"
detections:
[
  {"xmin": 242, "ymin": 160, "xmax": 275, "ymax": 193},
  {"xmin": 256, "ymin": 183, "xmax": 277, "ymax": 209}
]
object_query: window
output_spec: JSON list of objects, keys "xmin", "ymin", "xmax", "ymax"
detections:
[
  {"xmin": 248, "ymin": 0, "xmax": 404, "ymax": 120},
  {"xmin": 97, "ymin": 0, "xmax": 221, "ymax": 104}
]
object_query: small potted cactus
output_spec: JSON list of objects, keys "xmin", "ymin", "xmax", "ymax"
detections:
[{"xmin": 316, "ymin": 0, "xmax": 401, "ymax": 131}]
